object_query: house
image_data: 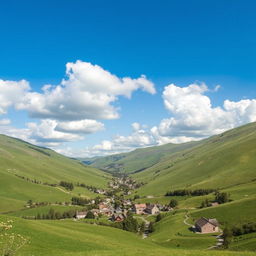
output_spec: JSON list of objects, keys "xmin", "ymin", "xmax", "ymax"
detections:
[
  {"xmin": 75, "ymin": 211, "xmax": 87, "ymax": 219},
  {"xmin": 195, "ymin": 217, "xmax": 219, "ymax": 233},
  {"xmin": 132, "ymin": 204, "xmax": 147, "ymax": 214},
  {"xmin": 110, "ymin": 213, "xmax": 126, "ymax": 222},
  {"xmin": 145, "ymin": 204, "xmax": 160, "ymax": 215}
]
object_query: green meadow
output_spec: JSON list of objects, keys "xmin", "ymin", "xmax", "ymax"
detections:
[
  {"xmin": 1, "ymin": 122, "xmax": 256, "ymax": 255},
  {"xmin": 0, "ymin": 215, "xmax": 255, "ymax": 256}
]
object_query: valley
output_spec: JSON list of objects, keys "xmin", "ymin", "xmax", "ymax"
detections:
[{"xmin": 0, "ymin": 122, "xmax": 256, "ymax": 256}]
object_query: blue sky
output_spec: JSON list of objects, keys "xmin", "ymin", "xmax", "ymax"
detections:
[{"xmin": 0, "ymin": 0, "xmax": 255, "ymax": 157}]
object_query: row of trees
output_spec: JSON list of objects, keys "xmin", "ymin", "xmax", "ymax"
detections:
[
  {"xmin": 71, "ymin": 196, "xmax": 89, "ymax": 206},
  {"xmin": 34, "ymin": 208, "xmax": 76, "ymax": 220},
  {"xmin": 165, "ymin": 189, "xmax": 216, "ymax": 197},
  {"xmin": 60, "ymin": 181, "xmax": 74, "ymax": 191}
]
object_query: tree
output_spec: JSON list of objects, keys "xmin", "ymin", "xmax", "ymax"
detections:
[
  {"xmin": 223, "ymin": 227, "xmax": 232, "ymax": 249},
  {"xmin": 148, "ymin": 222, "xmax": 155, "ymax": 233},
  {"xmin": 85, "ymin": 211, "xmax": 95, "ymax": 219},
  {"xmin": 123, "ymin": 214, "xmax": 138, "ymax": 233},
  {"xmin": 27, "ymin": 199, "xmax": 33, "ymax": 207},
  {"xmin": 36, "ymin": 213, "xmax": 41, "ymax": 220},
  {"xmin": 140, "ymin": 222, "xmax": 146, "ymax": 234},
  {"xmin": 156, "ymin": 213, "xmax": 162, "ymax": 222},
  {"xmin": 169, "ymin": 199, "xmax": 178, "ymax": 208},
  {"xmin": 215, "ymin": 192, "xmax": 229, "ymax": 204}
]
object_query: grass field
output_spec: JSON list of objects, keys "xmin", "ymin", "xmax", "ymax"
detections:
[
  {"xmin": 132, "ymin": 122, "xmax": 256, "ymax": 197},
  {"xmin": 0, "ymin": 134, "xmax": 110, "ymax": 213},
  {"xmin": 0, "ymin": 215, "xmax": 255, "ymax": 256}
]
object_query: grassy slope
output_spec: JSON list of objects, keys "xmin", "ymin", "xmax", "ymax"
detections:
[
  {"xmin": 0, "ymin": 135, "xmax": 110, "ymax": 212},
  {"xmin": 132, "ymin": 122, "xmax": 256, "ymax": 196},
  {"xmin": 87, "ymin": 141, "xmax": 199, "ymax": 173},
  {"xmin": 0, "ymin": 215, "xmax": 255, "ymax": 256}
]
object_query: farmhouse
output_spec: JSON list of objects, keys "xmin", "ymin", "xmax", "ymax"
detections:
[
  {"xmin": 195, "ymin": 217, "xmax": 219, "ymax": 233},
  {"xmin": 75, "ymin": 211, "xmax": 87, "ymax": 219},
  {"xmin": 132, "ymin": 204, "xmax": 147, "ymax": 214},
  {"xmin": 145, "ymin": 204, "xmax": 160, "ymax": 215}
]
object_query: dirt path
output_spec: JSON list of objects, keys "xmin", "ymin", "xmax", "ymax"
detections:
[
  {"xmin": 56, "ymin": 187, "xmax": 71, "ymax": 194},
  {"xmin": 137, "ymin": 216, "xmax": 150, "ymax": 239},
  {"xmin": 207, "ymin": 233, "xmax": 224, "ymax": 250},
  {"xmin": 183, "ymin": 214, "xmax": 193, "ymax": 227}
]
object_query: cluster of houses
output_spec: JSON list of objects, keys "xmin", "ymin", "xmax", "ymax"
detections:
[{"xmin": 75, "ymin": 201, "xmax": 169, "ymax": 222}]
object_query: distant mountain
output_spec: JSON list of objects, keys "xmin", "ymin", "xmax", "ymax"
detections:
[{"xmin": 83, "ymin": 141, "xmax": 200, "ymax": 173}]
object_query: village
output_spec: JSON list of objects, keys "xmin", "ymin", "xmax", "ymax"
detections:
[{"xmin": 74, "ymin": 176, "xmax": 222, "ymax": 238}]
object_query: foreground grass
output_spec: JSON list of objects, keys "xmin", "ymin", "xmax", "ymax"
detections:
[{"xmin": 0, "ymin": 215, "xmax": 255, "ymax": 256}]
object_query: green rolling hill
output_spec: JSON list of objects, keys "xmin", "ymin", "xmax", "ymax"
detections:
[
  {"xmin": 0, "ymin": 134, "xmax": 110, "ymax": 212},
  {"xmin": 131, "ymin": 122, "xmax": 256, "ymax": 196},
  {"xmin": 0, "ymin": 123, "xmax": 256, "ymax": 255},
  {"xmin": 0, "ymin": 214, "xmax": 254, "ymax": 256},
  {"xmin": 85, "ymin": 141, "xmax": 199, "ymax": 173}
]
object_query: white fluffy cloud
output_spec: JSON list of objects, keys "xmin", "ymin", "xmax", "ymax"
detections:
[
  {"xmin": 77, "ymin": 83, "xmax": 256, "ymax": 157},
  {"xmin": 55, "ymin": 119, "xmax": 104, "ymax": 134},
  {"xmin": 18, "ymin": 60, "xmax": 155, "ymax": 121},
  {"xmin": 158, "ymin": 83, "xmax": 256, "ymax": 139},
  {"xmin": 0, "ymin": 61, "xmax": 155, "ymax": 146},
  {"xmin": 0, "ymin": 80, "xmax": 30, "ymax": 115},
  {"xmin": 27, "ymin": 120, "xmax": 83, "ymax": 144}
]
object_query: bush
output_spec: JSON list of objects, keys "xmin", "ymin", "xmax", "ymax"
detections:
[
  {"xmin": 85, "ymin": 211, "xmax": 95, "ymax": 219},
  {"xmin": 60, "ymin": 181, "xmax": 74, "ymax": 191},
  {"xmin": 169, "ymin": 199, "xmax": 178, "ymax": 208}
]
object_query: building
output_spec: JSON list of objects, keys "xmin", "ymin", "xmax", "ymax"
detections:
[
  {"xmin": 195, "ymin": 217, "xmax": 219, "ymax": 233},
  {"xmin": 145, "ymin": 204, "xmax": 160, "ymax": 215},
  {"xmin": 132, "ymin": 204, "xmax": 147, "ymax": 214},
  {"xmin": 75, "ymin": 211, "xmax": 87, "ymax": 219},
  {"xmin": 110, "ymin": 213, "xmax": 126, "ymax": 222}
]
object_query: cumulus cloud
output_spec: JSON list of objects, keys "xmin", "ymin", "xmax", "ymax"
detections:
[
  {"xmin": 158, "ymin": 83, "xmax": 256, "ymax": 139},
  {"xmin": 55, "ymin": 119, "xmax": 104, "ymax": 134},
  {"xmin": 0, "ymin": 79, "xmax": 30, "ymax": 115},
  {"xmin": 76, "ymin": 83, "xmax": 256, "ymax": 157},
  {"xmin": 27, "ymin": 120, "xmax": 83, "ymax": 145},
  {"xmin": 18, "ymin": 60, "xmax": 155, "ymax": 121}
]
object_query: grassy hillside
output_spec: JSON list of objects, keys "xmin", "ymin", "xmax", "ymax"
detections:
[
  {"xmin": 132, "ymin": 122, "xmax": 256, "ymax": 196},
  {"xmin": 86, "ymin": 141, "xmax": 199, "ymax": 173},
  {"xmin": 0, "ymin": 215, "xmax": 255, "ymax": 256},
  {"xmin": 0, "ymin": 134, "xmax": 110, "ymax": 212}
]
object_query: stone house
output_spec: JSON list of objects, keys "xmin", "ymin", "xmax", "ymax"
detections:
[
  {"xmin": 145, "ymin": 204, "xmax": 160, "ymax": 215},
  {"xmin": 195, "ymin": 217, "xmax": 219, "ymax": 233}
]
